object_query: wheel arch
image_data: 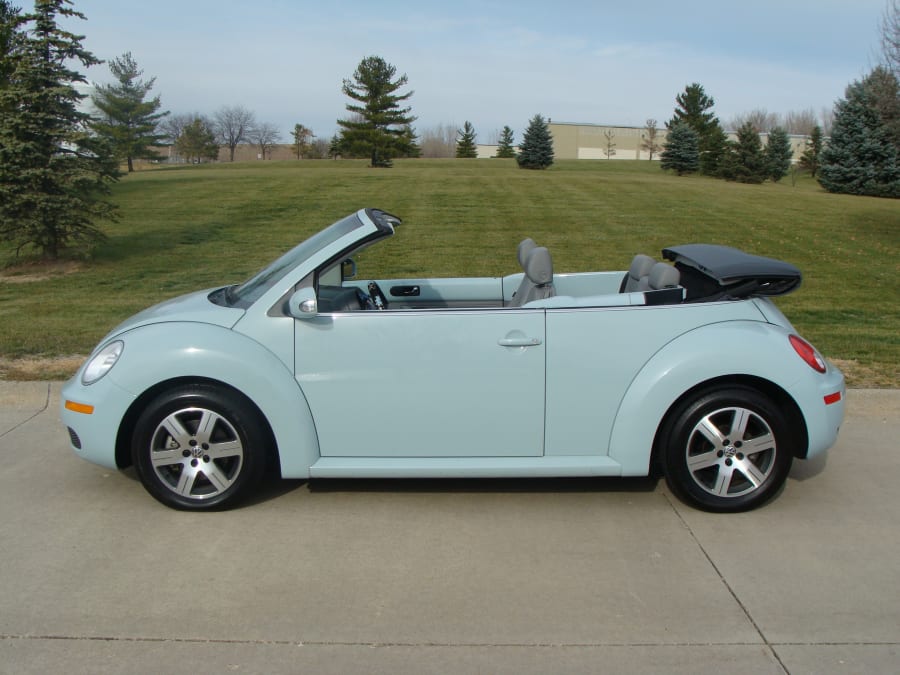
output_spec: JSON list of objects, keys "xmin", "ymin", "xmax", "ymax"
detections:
[
  {"xmin": 648, "ymin": 375, "xmax": 809, "ymax": 475},
  {"xmin": 607, "ymin": 321, "xmax": 812, "ymax": 475},
  {"xmin": 104, "ymin": 322, "xmax": 320, "ymax": 478},
  {"xmin": 115, "ymin": 376, "xmax": 279, "ymax": 471}
]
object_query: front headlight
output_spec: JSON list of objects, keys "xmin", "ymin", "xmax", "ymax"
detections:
[{"xmin": 82, "ymin": 341, "xmax": 124, "ymax": 385}]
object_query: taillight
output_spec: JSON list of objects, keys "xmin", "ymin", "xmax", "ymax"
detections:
[{"xmin": 789, "ymin": 335, "xmax": 826, "ymax": 373}]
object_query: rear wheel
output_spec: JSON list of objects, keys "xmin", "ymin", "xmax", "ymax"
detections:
[
  {"xmin": 660, "ymin": 386, "xmax": 793, "ymax": 512},
  {"xmin": 132, "ymin": 384, "xmax": 268, "ymax": 510}
]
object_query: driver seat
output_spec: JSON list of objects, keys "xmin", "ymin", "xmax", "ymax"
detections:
[{"xmin": 510, "ymin": 247, "xmax": 555, "ymax": 307}]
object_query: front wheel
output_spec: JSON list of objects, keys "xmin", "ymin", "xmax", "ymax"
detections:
[
  {"xmin": 660, "ymin": 386, "xmax": 793, "ymax": 512},
  {"xmin": 132, "ymin": 385, "xmax": 268, "ymax": 510}
]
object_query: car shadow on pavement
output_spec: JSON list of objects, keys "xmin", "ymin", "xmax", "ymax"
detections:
[{"xmin": 307, "ymin": 476, "xmax": 660, "ymax": 494}]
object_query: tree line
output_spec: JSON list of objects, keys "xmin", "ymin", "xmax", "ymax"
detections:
[
  {"xmin": 2, "ymin": 0, "xmax": 897, "ymax": 262},
  {"xmin": 658, "ymin": 2, "xmax": 900, "ymax": 196}
]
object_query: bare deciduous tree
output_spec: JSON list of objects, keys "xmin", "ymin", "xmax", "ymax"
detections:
[
  {"xmin": 248, "ymin": 122, "xmax": 281, "ymax": 160},
  {"xmin": 728, "ymin": 108, "xmax": 780, "ymax": 133},
  {"xmin": 640, "ymin": 118, "xmax": 661, "ymax": 160},
  {"xmin": 782, "ymin": 108, "xmax": 818, "ymax": 135},
  {"xmin": 214, "ymin": 105, "xmax": 255, "ymax": 161},
  {"xmin": 419, "ymin": 123, "xmax": 457, "ymax": 158},
  {"xmin": 881, "ymin": 0, "xmax": 900, "ymax": 76},
  {"xmin": 603, "ymin": 129, "xmax": 616, "ymax": 159},
  {"xmin": 158, "ymin": 112, "xmax": 201, "ymax": 145}
]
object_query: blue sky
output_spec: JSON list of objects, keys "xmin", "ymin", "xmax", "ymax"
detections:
[{"xmin": 66, "ymin": 0, "xmax": 887, "ymax": 141}]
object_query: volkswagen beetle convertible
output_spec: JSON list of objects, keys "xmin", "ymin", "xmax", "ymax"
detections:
[{"xmin": 61, "ymin": 208, "xmax": 845, "ymax": 512}]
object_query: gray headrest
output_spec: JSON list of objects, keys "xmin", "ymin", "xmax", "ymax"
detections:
[
  {"xmin": 517, "ymin": 238, "xmax": 537, "ymax": 267},
  {"xmin": 647, "ymin": 263, "xmax": 680, "ymax": 290},
  {"xmin": 524, "ymin": 247, "xmax": 553, "ymax": 286},
  {"xmin": 628, "ymin": 254, "xmax": 655, "ymax": 281}
]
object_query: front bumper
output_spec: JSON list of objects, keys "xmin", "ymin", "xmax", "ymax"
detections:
[{"xmin": 60, "ymin": 374, "xmax": 137, "ymax": 470}]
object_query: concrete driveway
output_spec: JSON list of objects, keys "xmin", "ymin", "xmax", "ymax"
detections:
[{"xmin": 0, "ymin": 384, "xmax": 897, "ymax": 674}]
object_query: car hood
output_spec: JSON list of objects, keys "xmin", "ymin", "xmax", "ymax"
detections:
[{"xmin": 102, "ymin": 288, "xmax": 245, "ymax": 341}]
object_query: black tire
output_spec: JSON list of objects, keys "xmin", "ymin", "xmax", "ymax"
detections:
[
  {"xmin": 660, "ymin": 385, "xmax": 793, "ymax": 512},
  {"xmin": 132, "ymin": 384, "xmax": 268, "ymax": 510}
]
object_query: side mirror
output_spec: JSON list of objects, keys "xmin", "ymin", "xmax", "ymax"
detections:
[
  {"xmin": 287, "ymin": 287, "xmax": 318, "ymax": 319},
  {"xmin": 341, "ymin": 258, "xmax": 357, "ymax": 280}
]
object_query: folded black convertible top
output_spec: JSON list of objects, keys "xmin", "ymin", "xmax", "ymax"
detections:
[{"xmin": 663, "ymin": 244, "xmax": 802, "ymax": 299}]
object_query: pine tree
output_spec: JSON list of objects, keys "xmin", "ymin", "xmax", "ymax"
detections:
[
  {"xmin": 455, "ymin": 120, "xmax": 477, "ymax": 158},
  {"xmin": 292, "ymin": 123, "xmax": 313, "ymax": 159},
  {"xmin": 496, "ymin": 125, "xmax": 515, "ymax": 158},
  {"xmin": 722, "ymin": 122, "xmax": 767, "ymax": 184},
  {"xmin": 517, "ymin": 114, "xmax": 554, "ymax": 170},
  {"xmin": 864, "ymin": 65, "xmax": 900, "ymax": 150},
  {"xmin": 765, "ymin": 127, "xmax": 793, "ymax": 182},
  {"xmin": 175, "ymin": 117, "xmax": 218, "ymax": 164},
  {"xmin": 0, "ymin": 0, "xmax": 118, "ymax": 260},
  {"xmin": 337, "ymin": 55, "xmax": 416, "ymax": 168},
  {"xmin": 667, "ymin": 83, "xmax": 727, "ymax": 175},
  {"xmin": 90, "ymin": 52, "xmax": 168, "ymax": 173},
  {"xmin": 400, "ymin": 124, "xmax": 421, "ymax": 158},
  {"xmin": 819, "ymin": 71, "xmax": 900, "ymax": 197},
  {"xmin": 0, "ymin": 1, "xmax": 19, "ymax": 91},
  {"xmin": 799, "ymin": 125, "xmax": 823, "ymax": 177},
  {"xmin": 660, "ymin": 122, "xmax": 699, "ymax": 175}
]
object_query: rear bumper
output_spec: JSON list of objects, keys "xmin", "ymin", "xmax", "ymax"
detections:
[{"xmin": 791, "ymin": 362, "xmax": 846, "ymax": 460}]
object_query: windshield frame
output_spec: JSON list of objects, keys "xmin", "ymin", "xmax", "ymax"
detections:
[{"xmin": 224, "ymin": 212, "xmax": 368, "ymax": 308}]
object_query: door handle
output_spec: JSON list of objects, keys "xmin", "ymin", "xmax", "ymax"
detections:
[
  {"xmin": 390, "ymin": 285, "xmax": 420, "ymax": 297},
  {"xmin": 498, "ymin": 337, "xmax": 542, "ymax": 347}
]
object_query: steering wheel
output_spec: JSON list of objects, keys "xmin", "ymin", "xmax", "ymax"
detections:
[{"xmin": 367, "ymin": 281, "xmax": 389, "ymax": 310}]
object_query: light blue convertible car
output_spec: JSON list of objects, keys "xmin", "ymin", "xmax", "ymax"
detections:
[{"xmin": 61, "ymin": 208, "xmax": 845, "ymax": 512}]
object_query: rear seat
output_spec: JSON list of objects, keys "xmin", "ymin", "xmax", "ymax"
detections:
[
  {"xmin": 620, "ymin": 254, "xmax": 656, "ymax": 292},
  {"xmin": 640, "ymin": 262, "xmax": 684, "ymax": 304}
]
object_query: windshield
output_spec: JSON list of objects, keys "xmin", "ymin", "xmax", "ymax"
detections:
[{"xmin": 226, "ymin": 212, "xmax": 366, "ymax": 307}]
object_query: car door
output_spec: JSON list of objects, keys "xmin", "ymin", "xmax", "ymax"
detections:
[{"xmin": 294, "ymin": 308, "xmax": 545, "ymax": 458}]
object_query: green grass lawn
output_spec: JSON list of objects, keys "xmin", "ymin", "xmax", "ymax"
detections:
[{"xmin": 1, "ymin": 159, "xmax": 898, "ymax": 385}]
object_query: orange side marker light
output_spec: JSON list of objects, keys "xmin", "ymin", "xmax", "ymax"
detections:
[{"xmin": 65, "ymin": 400, "xmax": 95, "ymax": 415}]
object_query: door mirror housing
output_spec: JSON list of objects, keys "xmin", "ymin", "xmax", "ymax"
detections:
[
  {"xmin": 287, "ymin": 287, "xmax": 318, "ymax": 319},
  {"xmin": 341, "ymin": 258, "xmax": 357, "ymax": 280}
]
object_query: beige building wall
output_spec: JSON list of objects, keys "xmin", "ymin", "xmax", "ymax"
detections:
[
  {"xmin": 551, "ymin": 121, "xmax": 810, "ymax": 162},
  {"xmin": 550, "ymin": 122, "xmax": 669, "ymax": 161}
]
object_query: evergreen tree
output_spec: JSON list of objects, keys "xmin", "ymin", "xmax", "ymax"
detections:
[
  {"xmin": 337, "ymin": 55, "xmax": 416, "ymax": 168},
  {"xmin": 667, "ymin": 83, "xmax": 727, "ymax": 175},
  {"xmin": 175, "ymin": 117, "xmax": 218, "ymax": 164},
  {"xmin": 516, "ymin": 114, "xmax": 554, "ymax": 170},
  {"xmin": 765, "ymin": 127, "xmax": 793, "ymax": 182},
  {"xmin": 90, "ymin": 52, "xmax": 168, "ymax": 172},
  {"xmin": 291, "ymin": 123, "xmax": 313, "ymax": 159},
  {"xmin": 455, "ymin": 120, "xmax": 477, "ymax": 158},
  {"xmin": 659, "ymin": 122, "xmax": 699, "ymax": 175},
  {"xmin": 864, "ymin": 65, "xmax": 900, "ymax": 150},
  {"xmin": 700, "ymin": 123, "xmax": 729, "ymax": 176},
  {"xmin": 722, "ymin": 122, "xmax": 767, "ymax": 183},
  {"xmin": 819, "ymin": 71, "xmax": 900, "ymax": 197},
  {"xmin": 0, "ymin": 0, "xmax": 118, "ymax": 260},
  {"xmin": 496, "ymin": 125, "xmax": 516, "ymax": 158},
  {"xmin": 399, "ymin": 124, "xmax": 421, "ymax": 158},
  {"xmin": 328, "ymin": 133, "xmax": 343, "ymax": 159},
  {"xmin": 0, "ymin": 1, "xmax": 19, "ymax": 90},
  {"xmin": 799, "ymin": 125, "xmax": 824, "ymax": 177}
]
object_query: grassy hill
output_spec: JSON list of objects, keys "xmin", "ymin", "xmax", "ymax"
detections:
[{"xmin": 1, "ymin": 159, "xmax": 897, "ymax": 385}]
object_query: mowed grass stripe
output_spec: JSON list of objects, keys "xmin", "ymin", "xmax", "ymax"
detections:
[{"xmin": 1, "ymin": 159, "xmax": 897, "ymax": 385}]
